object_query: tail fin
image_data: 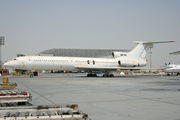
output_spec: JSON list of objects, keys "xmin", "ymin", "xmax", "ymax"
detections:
[{"xmin": 129, "ymin": 41, "xmax": 174, "ymax": 58}]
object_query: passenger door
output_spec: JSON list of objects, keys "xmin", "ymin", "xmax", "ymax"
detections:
[
  {"xmin": 26, "ymin": 59, "xmax": 32, "ymax": 70},
  {"xmin": 69, "ymin": 58, "xmax": 75, "ymax": 70}
]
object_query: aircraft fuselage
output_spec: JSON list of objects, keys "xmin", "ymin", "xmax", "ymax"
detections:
[
  {"xmin": 162, "ymin": 65, "xmax": 180, "ymax": 73},
  {"xmin": 4, "ymin": 56, "xmax": 147, "ymax": 71}
]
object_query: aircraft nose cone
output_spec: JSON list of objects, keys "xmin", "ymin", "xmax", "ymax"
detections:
[
  {"xmin": 4, "ymin": 62, "xmax": 10, "ymax": 67},
  {"xmin": 4, "ymin": 61, "xmax": 19, "ymax": 69}
]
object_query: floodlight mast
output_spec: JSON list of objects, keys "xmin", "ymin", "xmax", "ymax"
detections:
[
  {"xmin": 149, "ymin": 45, "xmax": 153, "ymax": 72},
  {"xmin": 0, "ymin": 36, "xmax": 5, "ymax": 69}
]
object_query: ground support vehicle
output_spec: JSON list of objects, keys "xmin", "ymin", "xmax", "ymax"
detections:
[
  {"xmin": 0, "ymin": 104, "xmax": 90, "ymax": 120},
  {"xmin": 0, "ymin": 88, "xmax": 32, "ymax": 104},
  {"xmin": 0, "ymin": 82, "xmax": 17, "ymax": 89},
  {"xmin": 0, "ymin": 78, "xmax": 17, "ymax": 90},
  {"xmin": 0, "ymin": 102, "xmax": 33, "ymax": 107}
]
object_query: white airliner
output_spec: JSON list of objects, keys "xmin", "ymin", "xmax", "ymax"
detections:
[
  {"xmin": 162, "ymin": 63, "xmax": 180, "ymax": 76},
  {"xmin": 4, "ymin": 41, "xmax": 174, "ymax": 77}
]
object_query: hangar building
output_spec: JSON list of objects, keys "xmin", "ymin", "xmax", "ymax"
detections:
[{"xmin": 37, "ymin": 48, "xmax": 130, "ymax": 58}]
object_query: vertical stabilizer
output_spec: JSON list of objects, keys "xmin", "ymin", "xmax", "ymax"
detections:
[{"xmin": 129, "ymin": 41, "xmax": 174, "ymax": 58}]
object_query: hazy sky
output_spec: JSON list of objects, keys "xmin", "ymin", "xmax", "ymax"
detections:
[{"xmin": 0, "ymin": 0, "xmax": 180, "ymax": 68}]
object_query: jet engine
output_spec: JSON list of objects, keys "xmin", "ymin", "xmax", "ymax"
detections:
[
  {"xmin": 118, "ymin": 60, "xmax": 138, "ymax": 67},
  {"xmin": 118, "ymin": 59, "xmax": 147, "ymax": 67},
  {"xmin": 112, "ymin": 52, "xmax": 127, "ymax": 58}
]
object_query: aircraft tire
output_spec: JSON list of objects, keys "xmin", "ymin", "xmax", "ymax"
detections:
[
  {"xmin": 110, "ymin": 74, "xmax": 114, "ymax": 77},
  {"xmin": 30, "ymin": 74, "xmax": 33, "ymax": 78}
]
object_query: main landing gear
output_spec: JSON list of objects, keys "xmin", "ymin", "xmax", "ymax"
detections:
[
  {"xmin": 102, "ymin": 73, "xmax": 114, "ymax": 77},
  {"xmin": 87, "ymin": 73, "xmax": 97, "ymax": 77},
  {"xmin": 86, "ymin": 71, "xmax": 115, "ymax": 77}
]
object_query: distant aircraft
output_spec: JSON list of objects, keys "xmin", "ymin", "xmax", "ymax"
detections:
[
  {"xmin": 169, "ymin": 50, "xmax": 180, "ymax": 55},
  {"xmin": 162, "ymin": 62, "xmax": 180, "ymax": 76},
  {"xmin": 4, "ymin": 41, "xmax": 174, "ymax": 77},
  {"xmin": 169, "ymin": 44, "xmax": 180, "ymax": 55}
]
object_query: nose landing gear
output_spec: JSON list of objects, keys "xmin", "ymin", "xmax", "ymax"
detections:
[{"xmin": 30, "ymin": 74, "xmax": 33, "ymax": 78}]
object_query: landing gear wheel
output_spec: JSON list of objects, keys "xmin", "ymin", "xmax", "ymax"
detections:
[
  {"xmin": 106, "ymin": 74, "xmax": 109, "ymax": 77},
  {"xmin": 110, "ymin": 74, "xmax": 114, "ymax": 77},
  {"xmin": 87, "ymin": 74, "xmax": 97, "ymax": 77},
  {"xmin": 93, "ymin": 74, "xmax": 97, "ymax": 77},
  {"xmin": 30, "ymin": 74, "xmax": 33, "ymax": 78},
  {"xmin": 102, "ymin": 73, "xmax": 114, "ymax": 77},
  {"xmin": 87, "ymin": 74, "xmax": 91, "ymax": 77}
]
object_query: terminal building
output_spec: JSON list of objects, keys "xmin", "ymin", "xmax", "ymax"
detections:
[{"xmin": 37, "ymin": 48, "xmax": 130, "ymax": 58}]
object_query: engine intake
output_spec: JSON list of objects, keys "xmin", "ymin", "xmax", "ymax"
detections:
[
  {"xmin": 112, "ymin": 52, "xmax": 128, "ymax": 58},
  {"xmin": 118, "ymin": 60, "xmax": 139, "ymax": 67}
]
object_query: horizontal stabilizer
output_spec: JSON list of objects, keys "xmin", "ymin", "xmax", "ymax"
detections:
[
  {"xmin": 132, "ymin": 41, "xmax": 174, "ymax": 44},
  {"xmin": 129, "ymin": 41, "xmax": 175, "ymax": 58}
]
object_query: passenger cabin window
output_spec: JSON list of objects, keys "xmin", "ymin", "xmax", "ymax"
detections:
[
  {"xmin": 14, "ymin": 59, "xmax": 16, "ymax": 61},
  {"xmin": 121, "ymin": 54, "xmax": 123, "ymax": 56},
  {"xmin": 124, "ymin": 54, "xmax": 127, "ymax": 56}
]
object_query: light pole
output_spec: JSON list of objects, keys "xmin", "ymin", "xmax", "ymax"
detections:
[
  {"xmin": 149, "ymin": 45, "xmax": 153, "ymax": 72},
  {"xmin": 0, "ymin": 36, "xmax": 5, "ymax": 69}
]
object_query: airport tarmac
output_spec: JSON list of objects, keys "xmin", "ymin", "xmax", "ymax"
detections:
[{"xmin": 1, "ymin": 73, "xmax": 180, "ymax": 120}]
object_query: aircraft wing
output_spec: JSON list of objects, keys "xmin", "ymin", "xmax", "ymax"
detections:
[
  {"xmin": 75, "ymin": 65, "xmax": 118, "ymax": 71},
  {"xmin": 75, "ymin": 65, "xmax": 155, "ymax": 71},
  {"xmin": 163, "ymin": 66, "xmax": 173, "ymax": 69}
]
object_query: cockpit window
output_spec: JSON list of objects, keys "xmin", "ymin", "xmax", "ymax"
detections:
[{"xmin": 13, "ymin": 57, "xmax": 18, "ymax": 61}]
